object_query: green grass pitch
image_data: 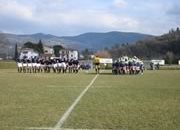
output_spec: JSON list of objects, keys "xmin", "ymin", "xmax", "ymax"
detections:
[{"xmin": 0, "ymin": 68, "xmax": 179, "ymax": 130}]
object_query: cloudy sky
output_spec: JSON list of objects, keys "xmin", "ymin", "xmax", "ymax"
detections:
[{"xmin": 0, "ymin": 0, "xmax": 179, "ymax": 36}]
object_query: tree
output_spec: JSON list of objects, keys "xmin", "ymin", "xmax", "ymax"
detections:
[
  {"xmin": 108, "ymin": 27, "xmax": 180, "ymax": 60},
  {"xmin": 14, "ymin": 43, "xmax": 18, "ymax": 60},
  {"xmin": 81, "ymin": 48, "xmax": 92, "ymax": 60},
  {"xmin": 53, "ymin": 45, "xmax": 64, "ymax": 57},
  {"xmin": 165, "ymin": 51, "xmax": 175, "ymax": 64},
  {"xmin": 23, "ymin": 40, "xmax": 44, "ymax": 54},
  {"xmin": 24, "ymin": 41, "xmax": 34, "ymax": 48},
  {"xmin": 37, "ymin": 40, "xmax": 44, "ymax": 54},
  {"xmin": 176, "ymin": 27, "xmax": 180, "ymax": 32}
]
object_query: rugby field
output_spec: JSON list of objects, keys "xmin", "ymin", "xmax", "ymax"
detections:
[{"xmin": 0, "ymin": 69, "xmax": 179, "ymax": 130}]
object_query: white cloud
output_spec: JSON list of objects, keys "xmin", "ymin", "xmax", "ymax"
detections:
[
  {"xmin": 113, "ymin": 0, "xmax": 127, "ymax": 8},
  {"xmin": 0, "ymin": 0, "xmax": 179, "ymax": 35},
  {"xmin": 40, "ymin": 10, "xmax": 139, "ymax": 31},
  {"xmin": 0, "ymin": 0, "xmax": 140, "ymax": 35},
  {"xmin": 0, "ymin": 1, "xmax": 33, "ymax": 20}
]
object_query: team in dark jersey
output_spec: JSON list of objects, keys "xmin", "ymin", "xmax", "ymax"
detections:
[{"xmin": 16, "ymin": 57, "xmax": 80, "ymax": 74}]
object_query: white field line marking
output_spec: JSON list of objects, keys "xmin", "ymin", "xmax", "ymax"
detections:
[
  {"xmin": 52, "ymin": 74, "xmax": 99, "ymax": 130},
  {"xmin": 27, "ymin": 127, "xmax": 110, "ymax": 130},
  {"xmin": 27, "ymin": 127, "xmax": 51, "ymax": 130}
]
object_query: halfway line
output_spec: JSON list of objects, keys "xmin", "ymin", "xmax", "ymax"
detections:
[{"xmin": 52, "ymin": 74, "xmax": 99, "ymax": 130}]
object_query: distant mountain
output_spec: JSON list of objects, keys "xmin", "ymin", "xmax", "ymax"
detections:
[
  {"xmin": 61, "ymin": 31, "xmax": 153, "ymax": 50},
  {"xmin": 1, "ymin": 33, "xmax": 68, "ymax": 47},
  {"xmin": 0, "ymin": 31, "xmax": 153, "ymax": 52}
]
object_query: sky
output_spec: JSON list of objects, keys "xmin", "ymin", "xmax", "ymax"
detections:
[{"xmin": 0, "ymin": 0, "xmax": 180, "ymax": 36}]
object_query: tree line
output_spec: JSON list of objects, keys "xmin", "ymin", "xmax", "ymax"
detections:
[
  {"xmin": 15, "ymin": 40, "xmax": 64, "ymax": 58},
  {"xmin": 23, "ymin": 40, "xmax": 44, "ymax": 54},
  {"xmin": 108, "ymin": 27, "xmax": 180, "ymax": 64}
]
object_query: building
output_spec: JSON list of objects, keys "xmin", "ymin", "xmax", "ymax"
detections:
[
  {"xmin": 19, "ymin": 48, "xmax": 39, "ymax": 59},
  {"xmin": 40, "ymin": 46, "xmax": 54, "ymax": 59},
  {"xmin": 59, "ymin": 49, "xmax": 78, "ymax": 60},
  {"xmin": 43, "ymin": 46, "xmax": 54, "ymax": 55},
  {"xmin": 151, "ymin": 60, "xmax": 165, "ymax": 65}
]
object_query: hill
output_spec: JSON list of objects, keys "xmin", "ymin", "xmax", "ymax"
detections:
[
  {"xmin": 0, "ymin": 31, "xmax": 152, "ymax": 50},
  {"xmin": 109, "ymin": 28, "xmax": 180, "ymax": 64},
  {"xmin": 61, "ymin": 31, "xmax": 152, "ymax": 50}
]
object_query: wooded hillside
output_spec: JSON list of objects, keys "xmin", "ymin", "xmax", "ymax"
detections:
[{"xmin": 109, "ymin": 28, "xmax": 180, "ymax": 64}]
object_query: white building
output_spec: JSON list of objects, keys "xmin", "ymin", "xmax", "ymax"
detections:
[
  {"xmin": 59, "ymin": 49, "xmax": 78, "ymax": 60},
  {"xmin": 99, "ymin": 58, "xmax": 113, "ymax": 64},
  {"xmin": 151, "ymin": 60, "xmax": 165, "ymax": 65},
  {"xmin": 43, "ymin": 46, "xmax": 54, "ymax": 55},
  {"xmin": 19, "ymin": 48, "xmax": 39, "ymax": 59}
]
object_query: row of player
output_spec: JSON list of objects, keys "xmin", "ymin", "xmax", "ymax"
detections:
[
  {"xmin": 17, "ymin": 56, "xmax": 144, "ymax": 74},
  {"xmin": 112, "ymin": 56, "xmax": 144, "ymax": 75},
  {"xmin": 16, "ymin": 58, "xmax": 80, "ymax": 73}
]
